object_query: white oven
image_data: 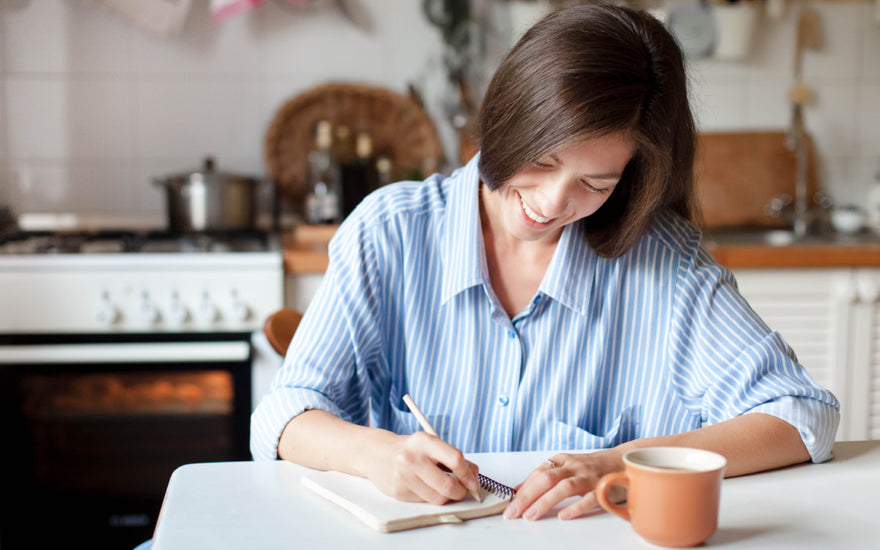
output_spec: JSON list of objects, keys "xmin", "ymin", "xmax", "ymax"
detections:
[{"xmin": 0, "ymin": 229, "xmax": 284, "ymax": 548}]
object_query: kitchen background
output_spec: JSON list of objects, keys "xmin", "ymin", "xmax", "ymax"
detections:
[
  {"xmin": 1, "ymin": 0, "xmax": 879, "ymax": 223},
  {"xmin": 1, "ymin": 3, "xmax": 878, "ymax": 545}
]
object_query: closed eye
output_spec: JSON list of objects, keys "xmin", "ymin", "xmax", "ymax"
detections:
[{"xmin": 581, "ymin": 179, "xmax": 615, "ymax": 193}]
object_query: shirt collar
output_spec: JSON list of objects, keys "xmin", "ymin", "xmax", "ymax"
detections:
[
  {"xmin": 538, "ymin": 219, "xmax": 597, "ymax": 318},
  {"xmin": 439, "ymin": 153, "xmax": 597, "ymax": 317}
]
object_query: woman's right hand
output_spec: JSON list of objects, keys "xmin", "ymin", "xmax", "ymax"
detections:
[
  {"xmin": 365, "ymin": 430, "xmax": 481, "ymax": 505},
  {"xmin": 278, "ymin": 409, "xmax": 480, "ymax": 505}
]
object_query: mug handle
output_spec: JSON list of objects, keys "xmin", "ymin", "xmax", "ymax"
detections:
[{"xmin": 595, "ymin": 472, "xmax": 630, "ymax": 521}]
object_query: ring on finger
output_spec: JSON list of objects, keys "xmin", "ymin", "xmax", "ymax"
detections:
[{"xmin": 545, "ymin": 459, "xmax": 557, "ymax": 469}]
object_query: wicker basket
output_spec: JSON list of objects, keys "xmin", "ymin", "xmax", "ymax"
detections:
[{"xmin": 264, "ymin": 82, "xmax": 446, "ymax": 208}]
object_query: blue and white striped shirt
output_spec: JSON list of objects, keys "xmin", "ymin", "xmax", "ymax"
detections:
[{"xmin": 251, "ymin": 154, "xmax": 840, "ymax": 463}]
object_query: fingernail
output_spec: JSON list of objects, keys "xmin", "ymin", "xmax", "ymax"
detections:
[
  {"xmin": 503, "ymin": 504, "xmax": 519, "ymax": 519},
  {"xmin": 467, "ymin": 476, "xmax": 480, "ymax": 493},
  {"xmin": 523, "ymin": 507, "xmax": 539, "ymax": 521}
]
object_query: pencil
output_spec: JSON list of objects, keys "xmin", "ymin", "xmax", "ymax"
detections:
[{"xmin": 402, "ymin": 394, "xmax": 483, "ymax": 502}]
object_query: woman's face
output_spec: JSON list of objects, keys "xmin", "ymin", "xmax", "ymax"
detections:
[{"xmin": 485, "ymin": 131, "xmax": 636, "ymax": 245}]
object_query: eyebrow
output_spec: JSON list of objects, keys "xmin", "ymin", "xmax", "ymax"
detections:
[{"xmin": 547, "ymin": 153, "xmax": 624, "ymax": 181}]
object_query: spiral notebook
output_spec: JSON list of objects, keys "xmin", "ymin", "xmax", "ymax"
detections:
[{"xmin": 302, "ymin": 470, "xmax": 516, "ymax": 533}]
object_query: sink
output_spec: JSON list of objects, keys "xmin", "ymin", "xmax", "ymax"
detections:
[
  {"xmin": 704, "ymin": 227, "xmax": 880, "ymax": 247},
  {"xmin": 706, "ymin": 229, "xmax": 799, "ymax": 246}
]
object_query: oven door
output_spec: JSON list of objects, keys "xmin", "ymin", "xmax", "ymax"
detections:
[{"xmin": 0, "ymin": 332, "xmax": 253, "ymax": 549}]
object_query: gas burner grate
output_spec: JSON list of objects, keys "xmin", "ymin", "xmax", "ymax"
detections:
[{"xmin": 0, "ymin": 229, "xmax": 277, "ymax": 255}]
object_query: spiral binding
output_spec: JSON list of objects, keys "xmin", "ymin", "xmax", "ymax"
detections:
[{"xmin": 478, "ymin": 473, "xmax": 516, "ymax": 498}]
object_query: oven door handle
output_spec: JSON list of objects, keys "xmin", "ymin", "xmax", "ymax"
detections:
[{"xmin": 0, "ymin": 341, "xmax": 250, "ymax": 364}]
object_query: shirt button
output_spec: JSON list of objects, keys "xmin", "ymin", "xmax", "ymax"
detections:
[
  {"xmin": 497, "ymin": 395, "xmax": 510, "ymax": 406},
  {"xmin": 507, "ymin": 330, "xmax": 516, "ymax": 339}
]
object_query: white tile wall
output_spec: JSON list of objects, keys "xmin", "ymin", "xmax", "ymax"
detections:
[
  {"xmin": 1, "ymin": 0, "xmax": 879, "ymax": 217},
  {"xmin": 687, "ymin": 1, "xmax": 880, "ymax": 207}
]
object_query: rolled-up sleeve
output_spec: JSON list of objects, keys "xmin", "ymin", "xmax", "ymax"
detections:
[
  {"xmin": 250, "ymin": 219, "xmax": 383, "ymax": 461},
  {"xmin": 668, "ymin": 249, "xmax": 840, "ymax": 463}
]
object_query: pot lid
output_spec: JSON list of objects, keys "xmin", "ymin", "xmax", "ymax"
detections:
[{"xmin": 156, "ymin": 157, "xmax": 262, "ymax": 186}]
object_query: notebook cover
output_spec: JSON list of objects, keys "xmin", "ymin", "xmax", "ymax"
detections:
[{"xmin": 302, "ymin": 470, "xmax": 512, "ymax": 533}]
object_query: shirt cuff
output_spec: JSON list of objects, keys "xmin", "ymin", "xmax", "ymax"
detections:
[
  {"xmin": 745, "ymin": 395, "xmax": 841, "ymax": 463},
  {"xmin": 250, "ymin": 387, "xmax": 349, "ymax": 461}
]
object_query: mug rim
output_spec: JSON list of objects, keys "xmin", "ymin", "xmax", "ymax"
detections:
[{"xmin": 623, "ymin": 446, "xmax": 727, "ymax": 474}]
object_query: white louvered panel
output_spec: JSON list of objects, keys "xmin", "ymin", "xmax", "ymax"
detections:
[{"xmin": 870, "ymin": 303, "xmax": 880, "ymax": 440}]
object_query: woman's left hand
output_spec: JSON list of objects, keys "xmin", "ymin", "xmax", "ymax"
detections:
[{"xmin": 503, "ymin": 448, "xmax": 625, "ymax": 521}]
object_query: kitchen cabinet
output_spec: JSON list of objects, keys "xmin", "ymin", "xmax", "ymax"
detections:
[{"xmin": 733, "ymin": 268, "xmax": 880, "ymax": 441}]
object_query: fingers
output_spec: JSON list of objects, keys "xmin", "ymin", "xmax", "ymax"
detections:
[
  {"xmin": 558, "ymin": 491, "xmax": 600, "ymax": 520},
  {"xmin": 504, "ymin": 453, "xmax": 570, "ymax": 520},
  {"xmin": 389, "ymin": 432, "xmax": 477, "ymax": 504},
  {"xmin": 504, "ymin": 453, "xmax": 606, "ymax": 521}
]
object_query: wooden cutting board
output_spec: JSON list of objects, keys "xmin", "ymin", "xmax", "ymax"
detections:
[{"xmin": 694, "ymin": 131, "xmax": 818, "ymax": 229}]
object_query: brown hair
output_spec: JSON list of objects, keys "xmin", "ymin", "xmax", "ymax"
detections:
[{"xmin": 477, "ymin": 4, "xmax": 697, "ymax": 258}]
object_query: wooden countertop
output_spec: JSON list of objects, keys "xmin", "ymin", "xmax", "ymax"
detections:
[
  {"xmin": 707, "ymin": 241, "xmax": 880, "ymax": 269},
  {"xmin": 283, "ymin": 225, "xmax": 880, "ymax": 274},
  {"xmin": 282, "ymin": 224, "xmax": 337, "ymax": 274}
]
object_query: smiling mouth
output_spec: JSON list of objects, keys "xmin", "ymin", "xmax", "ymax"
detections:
[{"xmin": 519, "ymin": 192, "xmax": 552, "ymax": 224}]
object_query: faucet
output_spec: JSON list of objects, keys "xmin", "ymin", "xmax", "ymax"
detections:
[
  {"xmin": 764, "ymin": 193, "xmax": 794, "ymax": 224},
  {"xmin": 785, "ymin": 97, "xmax": 810, "ymax": 239},
  {"xmin": 785, "ymin": 3, "xmax": 822, "ymax": 239}
]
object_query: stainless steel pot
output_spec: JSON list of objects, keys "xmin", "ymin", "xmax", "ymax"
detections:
[{"xmin": 154, "ymin": 157, "xmax": 262, "ymax": 233}]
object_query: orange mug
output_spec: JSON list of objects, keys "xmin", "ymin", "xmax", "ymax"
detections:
[{"xmin": 596, "ymin": 447, "xmax": 727, "ymax": 548}]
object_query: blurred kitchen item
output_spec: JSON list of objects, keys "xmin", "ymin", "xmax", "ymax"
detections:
[
  {"xmin": 335, "ymin": 0, "xmax": 372, "ymax": 31},
  {"xmin": 96, "ymin": 0, "xmax": 193, "ymax": 35},
  {"xmin": 829, "ymin": 205, "xmax": 865, "ymax": 235},
  {"xmin": 264, "ymin": 82, "xmax": 444, "ymax": 214},
  {"xmin": 785, "ymin": 4, "xmax": 822, "ymax": 239},
  {"xmin": 766, "ymin": 0, "xmax": 786, "ymax": 20},
  {"xmin": 667, "ymin": 0, "xmax": 717, "ymax": 58},
  {"xmin": 507, "ymin": 0, "xmax": 553, "ymax": 46},
  {"xmin": 786, "ymin": 93, "xmax": 812, "ymax": 238},
  {"xmin": 245, "ymin": 0, "xmax": 373, "ymax": 30},
  {"xmin": 0, "ymin": 206, "xmax": 16, "ymax": 238},
  {"xmin": 304, "ymin": 120, "xmax": 342, "ymax": 225},
  {"xmin": 866, "ymin": 161, "xmax": 880, "ymax": 231},
  {"xmin": 340, "ymin": 131, "xmax": 378, "ymax": 218},
  {"xmin": 154, "ymin": 157, "xmax": 265, "ymax": 233},
  {"xmin": 793, "ymin": 3, "xmax": 822, "ymax": 80},
  {"xmin": 712, "ymin": 2, "xmax": 758, "ymax": 60},
  {"xmin": 695, "ymin": 131, "xmax": 818, "ymax": 230}
]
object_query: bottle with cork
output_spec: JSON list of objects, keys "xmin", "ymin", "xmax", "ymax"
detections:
[
  {"xmin": 340, "ymin": 131, "xmax": 378, "ymax": 219},
  {"xmin": 305, "ymin": 120, "xmax": 342, "ymax": 225}
]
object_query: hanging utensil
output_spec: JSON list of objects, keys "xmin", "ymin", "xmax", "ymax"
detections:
[{"xmin": 793, "ymin": 3, "xmax": 822, "ymax": 82}]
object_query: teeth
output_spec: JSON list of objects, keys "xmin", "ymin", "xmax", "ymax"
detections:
[{"xmin": 520, "ymin": 194, "xmax": 550, "ymax": 223}]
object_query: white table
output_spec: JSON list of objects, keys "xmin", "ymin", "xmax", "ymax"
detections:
[{"xmin": 151, "ymin": 440, "xmax": 880, "ymax": 549}]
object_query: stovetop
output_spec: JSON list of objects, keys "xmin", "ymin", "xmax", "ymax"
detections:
[{"xmin": 0, "ymin": 229, "xmax": 279, "ymax": 255}]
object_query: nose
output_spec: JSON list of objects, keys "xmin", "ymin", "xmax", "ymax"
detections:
[{"xmin": 536, "ymin": 174, "xmax": 574, "ymax": 217}]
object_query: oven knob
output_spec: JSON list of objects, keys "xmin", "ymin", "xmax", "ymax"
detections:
[
  {"xmin": 137, "ymin": 297, "xmax": 160, "ymax": 325},
  {"xmin": 95, "ymin": 300, "xmax": 120, "ymax": 325},
  {"xmin": 227, "ymin": 300, "xmax": 251, "ymax": 323},
  {"xmin": 166, "ymin": 295, "xmax": 190, "ymax": 325},
  {"xmin": 195, "ymin": 297, "xmax": 220, "ymax": 324}
]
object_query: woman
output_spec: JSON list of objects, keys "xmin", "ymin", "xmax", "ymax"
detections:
[{"xmin": 251, "ymin": 4, "xmax": 839, "ymax": 522}]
